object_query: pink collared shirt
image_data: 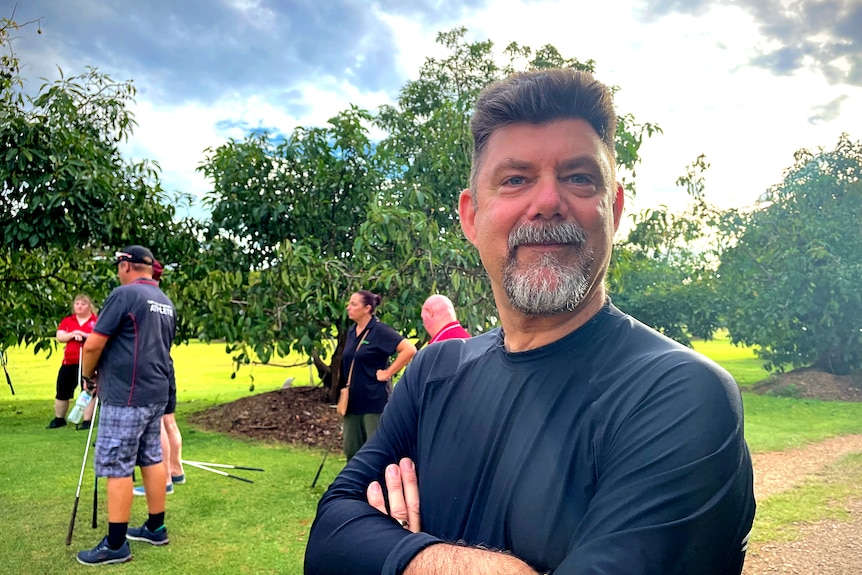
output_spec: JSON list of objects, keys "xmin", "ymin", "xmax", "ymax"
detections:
[{"xmin": 429, "ymin": 321, "xmax": 471, "ymax": 344}]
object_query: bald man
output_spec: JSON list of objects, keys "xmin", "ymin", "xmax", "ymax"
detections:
[{"xmin": 421, "ymin": 295, "xmax": 471, "ymax": 344}]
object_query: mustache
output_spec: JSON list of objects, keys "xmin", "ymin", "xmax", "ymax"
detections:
[{"xmin": 507, "ymin": 222, "xmax": 587, "ymax": 251}]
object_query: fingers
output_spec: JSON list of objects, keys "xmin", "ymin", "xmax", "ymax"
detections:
[
  {"xmin": 384, "ymin": 463, "xmax": 409, "ymax": 527},
  {"xmin": 366, "ymin": 481, "xmax": 387, "ymax": 515},
  {"xmin": 399, "ymin": 458, "xmax": 420, "ymax": 532},
  {"xmin": 366, "ymin": 459, "xmax": 421, "ymax": 532}
]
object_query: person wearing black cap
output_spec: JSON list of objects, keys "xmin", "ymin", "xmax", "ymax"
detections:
[{"xmin": 77, "ymin": 246, "xmax": 177, "ymax": 566}]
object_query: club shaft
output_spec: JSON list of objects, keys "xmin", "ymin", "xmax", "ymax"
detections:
[
  {"xmin": 91, "ymin": 399, "xmax": 100, "ymax": 529},
  {"xmin": 183, "ymin": 460, "xmax": 254, "ymax": 483},
  {"xmin": 65, "ymin": 498, "xmax": 80, "ymax": 545},
  {"xmin": 92, "ymin": 476, "xmax": 98, "ymax": 529},
  {"xmin": 77, "ymin": 347, "xmax": 83, "ymax": 387},
  {"xmin": 182, "ymin": 459, "xmax": 264, "ymax": 471},
  {"xmin": 67, "ymin": 397, "xmax": 98, "ymax": 545},
  {"xmin": 311, "ymin": 451, "xmax": 329, "ymax": 488}
]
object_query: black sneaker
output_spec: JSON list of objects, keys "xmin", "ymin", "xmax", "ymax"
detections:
[
  {"xmin": 76, "ymin": 536, "xmax": 132, "ymax": 565},
  {"xmin": 75, "ymin": 420, "xmax": 91, "ymax": 431},
  {"xmin": 126, "ymin": 523, "xmax": 169, "ymax": 546},
  {"xmin": 46, "ymin": 417, "xmax": 67, "ymax": 429}
]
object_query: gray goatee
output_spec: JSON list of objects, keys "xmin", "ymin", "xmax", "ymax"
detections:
[{"xmin": 503, "ymin": 221, "xmax": 593, "ymax": 316}]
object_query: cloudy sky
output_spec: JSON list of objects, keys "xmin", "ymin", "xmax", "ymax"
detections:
[{"xmin": 7, "ymin": 0, "xmax": 861, "ymax": 224}]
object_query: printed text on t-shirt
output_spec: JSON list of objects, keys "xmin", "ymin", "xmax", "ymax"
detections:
[{"xmin": 148, "ymin": 300, "xmax": 174, "ymax": 316}]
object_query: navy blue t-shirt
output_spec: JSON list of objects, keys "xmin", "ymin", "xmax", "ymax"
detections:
[
  {"xmin": 306, "ymin": 303, "xmax": 756, "ymax": 575},
  {"xmin": 93, "ymin": 278, "xmax": 176, "ymax": 407},
  {"xmin": 342, "ymin": 317, "xmax": 404, "ymax": 415}
]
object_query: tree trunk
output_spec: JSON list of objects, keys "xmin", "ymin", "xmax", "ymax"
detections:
[{"xmin": 314, "ymin": 328, "xmax": 348, "ymax": 404}]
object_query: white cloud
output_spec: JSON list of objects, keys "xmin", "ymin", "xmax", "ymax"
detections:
[{"xmin": 12, "ymin": 0, "xmax": 862, "ymax": 224}]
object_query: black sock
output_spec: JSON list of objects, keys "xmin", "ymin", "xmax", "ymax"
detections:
[
  {"xmin": 146, "ymin": 512, "xmax": 165, "ymax": 532},
  {"xmin": 107, "ymin": 522, "xmax": 127, "ymax": 549}
]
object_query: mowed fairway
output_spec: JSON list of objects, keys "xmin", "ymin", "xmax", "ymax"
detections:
[{"xmin": 3, "ymin": 336, "xmax": 862, "ymax": 573}]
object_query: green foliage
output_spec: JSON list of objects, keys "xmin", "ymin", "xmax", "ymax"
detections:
[
  {"xmin": 610, "ymin": 156, "xmax": 722, "ymax": 345},
  {"xmin": 0, "ymin": 18, "xmax": 204, "ymax": 350},
  {"xmin": 718, "ymin": 135, "xmax": 862, "ymax": 374},
  {"xmin": 197, "ymin": 27, "xmax": 660, "ymax": 397}
]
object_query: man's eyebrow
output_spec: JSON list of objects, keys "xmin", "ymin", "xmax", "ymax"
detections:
[
  {"xmin": 557, "ymin": 156, "xmax": 603, "ymax": 172},
  {"xmin": 489, "ymin": 158, "xmax": 534, "ymax": 174}
]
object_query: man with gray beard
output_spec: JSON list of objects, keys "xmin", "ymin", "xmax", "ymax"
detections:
[{"xmin": 306, "ymin": 70, "xmax": 755, "ymax": 575}]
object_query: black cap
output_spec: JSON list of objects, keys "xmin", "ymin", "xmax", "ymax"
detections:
[{"xmin": 115, "ymin": 246, "xmax": 154, "ymax": 265}]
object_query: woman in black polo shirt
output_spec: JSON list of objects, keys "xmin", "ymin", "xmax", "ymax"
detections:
[{"xmin": 341, "ymin": 290, "xmax": 416, "ymax": 460}]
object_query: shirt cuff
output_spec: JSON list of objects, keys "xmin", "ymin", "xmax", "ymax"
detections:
[{"xmin": 382, "ymin": 532, "xmax": 442, "ymax": 575}]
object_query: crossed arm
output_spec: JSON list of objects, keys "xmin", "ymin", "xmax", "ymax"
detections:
[{"xmin": 366, "ymin": 458, "xmax": 540, "ymax": 575}]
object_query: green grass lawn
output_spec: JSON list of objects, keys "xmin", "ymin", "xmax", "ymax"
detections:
[
  {"xmin": 691, "ymin": 332, "xmax": 772, "ymax": 388},
  {"xmin": 1, "ymin": 341, "xmax": 329, "ymax": 575},
  {"xmin": 3, "ymin": 336, "xmax": 862, "ymax": 572}
]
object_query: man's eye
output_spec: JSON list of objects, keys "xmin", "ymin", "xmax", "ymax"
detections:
[
  {"xmin": 504, "ymin": 176, "xmax": 526, "ymax": 186},
  {"xmin": 566, "ymin": 174, "xmax": 591, "ymax": 184}
]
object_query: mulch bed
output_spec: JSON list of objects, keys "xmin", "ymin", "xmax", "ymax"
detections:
[
  {"xmin": 186, "ymin": 386, "xmax": 342, "ymax": 451},
  {"xmin": 751, "ymin": 368, "xmax": 862, "ymax": 402}
]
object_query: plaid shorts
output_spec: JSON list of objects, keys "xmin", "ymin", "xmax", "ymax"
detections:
[{"xmin": 95, "ymin": 402, "xmax": 167, "ymax": 478}]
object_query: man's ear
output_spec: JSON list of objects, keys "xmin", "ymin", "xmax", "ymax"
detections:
[
  {"xmin": 459, "ymin": 189, "xmax": 478, "ymax": 246},
  {"xmin": 612, "ymin": 183, "xmax": 625, "ymax": 233}
]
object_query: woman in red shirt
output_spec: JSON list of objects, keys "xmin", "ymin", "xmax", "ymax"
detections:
[{"xmin": 47, "ymin": 294, "xmax": 98, "ymax": 429}]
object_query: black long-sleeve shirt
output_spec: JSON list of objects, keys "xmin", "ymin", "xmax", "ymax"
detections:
[{"xmin": 305, "ymin": 304, "xmax": 755, "ymax": 574}]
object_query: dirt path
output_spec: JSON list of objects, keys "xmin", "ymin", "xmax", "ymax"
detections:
[{"xmin": 743, "ymin": 434, "xmax": 862, "ymax": 574}]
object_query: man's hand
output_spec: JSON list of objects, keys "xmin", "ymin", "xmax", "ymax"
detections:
[
  {"xmin": 82, "ymin": 374, "xmax": 98, "ymax": 394},
  {"xmin": 366, "ymin": 459, "xmax": 541, "ymax": 574},
  {"xmin": 366, "ymin": 457, "xmax": 421, "ymax": 532}
]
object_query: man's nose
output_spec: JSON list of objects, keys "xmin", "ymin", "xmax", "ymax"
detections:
[{"xmin": 528, "ymin": 177, "xmax": 566, "ymax": 220}]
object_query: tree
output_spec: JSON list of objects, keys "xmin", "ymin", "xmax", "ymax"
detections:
[
  {"xmin": 718, "ymin": 135, "xmax": 862, "ymax": 374},
  {"xmin": 197, "ymin": 28, "xmax": 661, "ymax": 400},
  {"xmin": 609, "ymin": 156, "xmax": 723, "ymax": 346},
  {"xmin": 0, "ymin": 17, "xmax": 202, "ymax": 353}
]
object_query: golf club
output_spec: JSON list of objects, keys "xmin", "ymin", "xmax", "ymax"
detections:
[
  {"xmin": 1, "ymin": 348, "xmax": 13, "ymax": 395},
  {"xmin": 65, "ymin": 396, "xmax": 99, "ymax": 545},
  {"xmin": 182, "ymin": 460, "xmax": 257, "ymax": 483},
  {"xmin": 91, "ymin": 399, "xmax": 100, "ymax": 529},
  {"xmin": 182, "ymin": 460, "xmax": 264, "ymax": 472}
]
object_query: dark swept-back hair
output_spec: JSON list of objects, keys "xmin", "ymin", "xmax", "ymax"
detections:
[
  {"xmin": 469, "ymin": 69, "xmax": 618, "ymax": 191},
  {"xmin": 356, "ymin": 290, "xmax": 382, "ymax": 314}
]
